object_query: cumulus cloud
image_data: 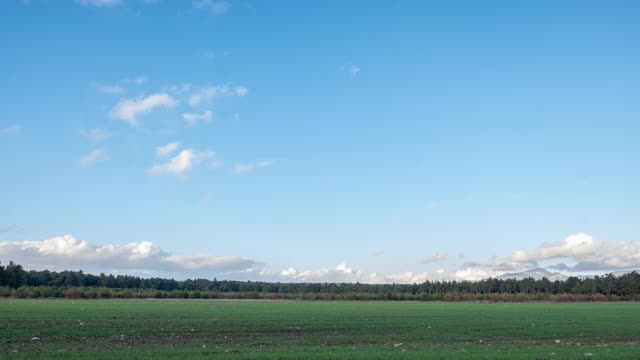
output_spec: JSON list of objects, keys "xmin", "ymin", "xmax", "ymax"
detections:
[
  {"xmin": 421, "ymin": 253, "xmax": 447, "ymax": 264},
  {"xmin": 182, "ymin": 110, "xmax": 212, "ymax": 128},
  {"xmin": 1, "ymin": 124, "xmax": 21, "ymax": 135},
  {"xmin": 453, "ymin": 267, "xmax": 499, "ymax": 281},
  {"xmin": 155, "ymin": 141, "xmax": 180, "ymax": 157},
  {"xmin": 233, "ymin": 161, "xmax": 273, "ymax": 175},
  {"xmin": 474, "ymin": 233, "xmax": 640, "ymax": 274},
  {"xmin": 4, "ymin": 232, "xmax": 635, "ymax": 283},
  {"xmin": 79, "ymin": 149, "xmax": 107, "ymax": 166},
  {"xmin": 75, "ymin": 0, "xmax": 121, "ymax": 6},
  {"xmin": 188, "ymin": 85, "xmax": 248, "ymax": 107},
  {"xmin": 82, "ymin": 128, "xmax": 113, "ymax": 142},
  {"xmin": 110, "ymin": 93, "xmax": 177, "ymax": 127},
  {"xmin": 147, "ymin": 148, "xmax": 215, "ymax": 177},
  {"xmin": 277, "ymin": 233, "xmax": 640, "ymax": 283},
  {"xmin": 279, "ymin": 263, "xmax": 362, "ymax": 283},
  {"xmin": 193, "ymin": 0, "xmax": 230, "ymax": 14},
  {"xmin": 0, "ymin": 235, "xmax": 257, "ymax": 274},
  {"xmin": 278, "ymin": 264, "xmax": 440, "ymax": 284}
]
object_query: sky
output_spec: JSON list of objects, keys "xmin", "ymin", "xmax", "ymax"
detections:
[{"xmin": 1, "ymin": 0, "xmax": 639, "ymax": 283}]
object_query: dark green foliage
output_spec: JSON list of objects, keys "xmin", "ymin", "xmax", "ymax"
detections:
[{"xmin": 2, "ymin": 260, "xmax": 640, "ymax": 300}]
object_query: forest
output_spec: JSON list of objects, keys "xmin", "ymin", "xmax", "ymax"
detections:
[{"xmin": 1, "ymin": 260, "xmax": 640, "ymax": 301}]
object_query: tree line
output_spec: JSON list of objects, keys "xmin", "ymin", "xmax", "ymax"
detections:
[{"xmin": 1, "ymin": 260, "xmax": 640, "ymax": 301}]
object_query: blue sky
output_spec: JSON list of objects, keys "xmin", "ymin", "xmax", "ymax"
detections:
[{"xmin": 1, "ymin": 0, "xmax": 639, "ymax": 282}]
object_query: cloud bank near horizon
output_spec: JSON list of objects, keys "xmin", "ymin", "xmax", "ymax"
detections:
[{"xmin": 1, "ymin": 233, "xmax": 639, "ymax": 283}]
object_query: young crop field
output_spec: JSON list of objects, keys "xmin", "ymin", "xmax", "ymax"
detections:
[{"xmin": 1, "ymin": 300, "xmax": 639, "ymax": 359}]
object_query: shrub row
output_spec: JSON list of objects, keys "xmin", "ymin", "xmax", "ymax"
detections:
[{"xmin": 2, "ymin": 286, "xmax": 640, "ymax": 302}]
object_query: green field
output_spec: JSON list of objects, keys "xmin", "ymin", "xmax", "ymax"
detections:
[{"xmin": 1, "ymin": 300, "xmax": 639, "ymax": 359}]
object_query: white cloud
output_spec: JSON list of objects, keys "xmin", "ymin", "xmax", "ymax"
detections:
[
  {"xmin": 1, "ymin": 124, "xmax": 21, "ymax": 135},
  {"xmin": 279, "ymin": 263, "xmax": 361, "ymax": 283},
  {"xmin": 5, "ymin": 231, "xmax": 637, "ymax": 283},
  {"xmin": 193, "ymin": 0, "xmax": 230, "ymax": 14},
  {"xmin": 156, "ymin": 141, "xmax": 180, "ymax": 157},
  {"xmin": 473, "ymin": 232, "xmax": 640, "ymax": 274},
  {"xmin": 124, "ymin": 75, "xmax": 147, "ymax": 85},
  {"xmin": 0, "ymin": 235, "xmax": 257, "ymax": 273},
  {"xmin": 452, "ymin": 267, "xmax": 499, "ymax": 281},
  {"xmin": 79, "ymin": 149, "xmax": 107, "ymax": 166},
  {"xmin": 182, "ymin": 110, "xmax": 212, "ymax": 128},
  {"xmin": 75, "ymin": 0, "xmax": 121, "ymax": 7},
  {"xmin": 234, "ymin": 86, "xmax": 248, "ymax": 96},
  {"xmin": 278, "ymin": 264, "xmax": 438, "ymax": 284},
  {"xmin": 165, "ymin": 83, "xmax": 193, "ymax": 95},
  {"xmin": 274, "ymin": 233, "xmax": 640, "ymax": 283},
  {"xmin": 421, "ymin": 252, "xmax": 448, "ymax": 264},
  {"xmin": 82, "ymin": 128, "xmax": 113, "ymax": 142},
  {"xmin": 233, "ymin": 161, "xmax": 273, "ymax": 175},
  {"xmin": 188, "ymin": 85, "xmax": 248, "ymax": 107},
  {"xmin": 97, "ymin": 85, "xmax": 124, "ymax": 94},
  {"xmin": 110, "ymin": 93, "xmax": 177, "ymax": 127},
  {"xmin": 147, "ymin": 148, "xmax": 215, "ymax": 177}
]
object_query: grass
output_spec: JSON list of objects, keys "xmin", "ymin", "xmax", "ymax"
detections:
[{"xmin": 1, "ymin": 300, "xmax": 639, "ymax": 358}]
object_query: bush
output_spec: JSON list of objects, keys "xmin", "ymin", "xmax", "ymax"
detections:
[
  {"xmin": 15, "ymin": 286, "xmax": 30, "ymax": 298},
  {"xmin": 98, "ymin": 288, "xmax": 112, "ymax": 299},
  {"xmin": 65, "ymin": 288, "xmax": 82, "ymax": 299},
  {"xmin": 84, "ymin": 288, "xmax": 97, "ymax": 299},
  {"xmin": 29, "ymin": 287, "xmax": 42, "ymax": 298},
  {"xmin": 462, "ymin": 293, "xmax": 477, "ymax": 301}
]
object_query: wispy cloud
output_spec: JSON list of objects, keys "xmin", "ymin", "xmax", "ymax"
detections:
[
  {"xmin": 79, "ymin": 149, "xmax": 108, "ymax": 166},
  {"xmin": 147, "ymin": 148, "xmax": 215, "ymax": 177},
  {"xmin": 155, "ymin": 141, "xmax": 180, "ymax": 157},
  {"xmin": 339, "ymin": 64, "xmax": 361, "ymax": 77},
  {"xmin": 109, "ymin": 93, "xmax": 177, "ymax": 127},
  {"xmin": 1, "ymin": 124, "xmax": 21, "ymax": 135},
  {"xmin": 188, "ymin": 85, "xmax": 248, "ymax": 107},
  {"xmin": 124, "ymin": 75, "xmax": 147, "ymax": 85},
  {"xmin": 182, "ymin": 110, "xmax": 212, "ymax": 128},
  {"xmin": 421, "ymin": 252, "xmax": 448, "ymax": 264},
  {"xmin": 193, "ymin": 0, "xmax": 230, "ymax": 15},
  {"xmin": 233, "ymin": 161, "xmax": 273, "ymax": 175},
  {"xmin": 75, "ymin": 0, "xmax": 122, "ymax": 7},
  {"xmin": 82, "ymin": 128, "xmax": 113, "ymax": 143},
  {"xmin": 97, "ymin": 85, "xmax": 124, "ymax": 94}
]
